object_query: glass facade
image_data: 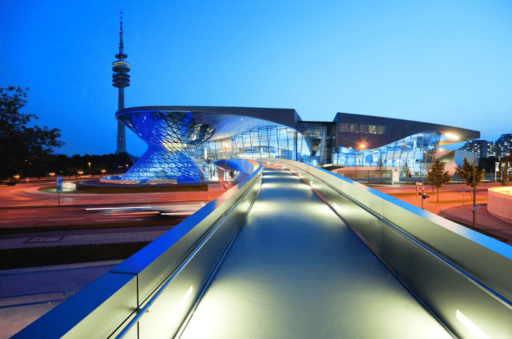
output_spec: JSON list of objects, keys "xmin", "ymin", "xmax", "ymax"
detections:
[
  {"xmin": 197, "ymin": 122, "xmax": 337, "ymax": 167},
  {"xmin": 197, "ymin": 126, "xmax": 301, "ymax": 162},
  {"xmin": 201, "ymin": 125, "xmax": 440, "ymax": 175},
  {"xmin": 333, "ymin": 132, "xmax": 441, "ymax": 174},
  {"xmin": 296, "ymin": 122, "xmax": 336, "ymax": 166},
  {"xmin": 118, "ymin": 111, "xmax": 214, "ymax": 182},
  {"xmin": 115, "ymin": 107, "xmax": 476, "ymax": 182}
]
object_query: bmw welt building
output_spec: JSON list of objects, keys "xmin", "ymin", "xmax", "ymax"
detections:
[{"xmin": 116, "ymin": 106, "xmax": 479, "ymax": 182}]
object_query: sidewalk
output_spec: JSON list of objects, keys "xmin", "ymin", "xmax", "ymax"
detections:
[
  {"xmin": 439, "ymin": 204, "xmax": 512, "ymax": 243},
  {"xmin": 0, "ymin": 230, "xmax": 167, "ymax": 250},
  {"xmin": 374, "ymin": 182, "xmax": 501, "ymax": 194},
  {"xmin": 371, "ymin": 184, "xmax": 512, "ymax": 245}
]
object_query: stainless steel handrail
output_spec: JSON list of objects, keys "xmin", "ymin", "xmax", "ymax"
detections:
[
  {"xmin": 285, "ymin": 161, "xmax": 512, "ymax": 307},
  {"xmin": 115, "ymin": 168, "xmax": 262, "ymax": 338},
  {"xmin": 265, "ymin": 159, "xmax": 512, "ymax": 338}
]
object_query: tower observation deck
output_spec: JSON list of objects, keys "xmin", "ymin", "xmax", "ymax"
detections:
[{"xmin": 113, "ymin": 10, "xmax": 130, "ymax": 154}]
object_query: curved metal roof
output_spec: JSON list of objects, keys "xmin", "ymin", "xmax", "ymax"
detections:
[
  {"xmin": 116, "ymin": 106, "xmax": 301, "ymax": 130},
  {"xmin": 334, "ymin": 112, "xmax": 480, "ymax": 148}
]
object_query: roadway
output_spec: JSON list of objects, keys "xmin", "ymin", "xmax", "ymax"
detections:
[
  {"xmin": 0, "ymin": 182, "xmax": 224, "ymax": 208},
  {"xmin": 179, "ymin": 167, "xmax": 450, "ymax": 338},
  {"xmin": 0, "ymin": 202, "xmax": 205, "ymax": 229}
]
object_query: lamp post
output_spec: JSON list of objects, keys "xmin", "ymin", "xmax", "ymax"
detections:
[
  {"xmin": 445, "ymin": 133, "xmax": 477, "ymax": 228},
  {"xmin": 88, "ymin": 162, "xmax": 91, "ymax": 177},
  {"xmin": 354, "ymin": 144, "xmax": 366, "ymax": 182}
]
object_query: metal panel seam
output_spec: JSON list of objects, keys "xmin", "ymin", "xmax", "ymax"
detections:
[
  {"xmin": 281, "ymin": 160, "xmax": 512, "ymax": 308},
  {"xmin": 114, "ymin": 168, "xmax": 263, "ymax": 338}
]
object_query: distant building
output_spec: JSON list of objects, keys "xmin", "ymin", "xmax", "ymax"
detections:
[
  {"xmin": 496, "ymin": 133, "xmax": 512, "ymax": 159},
  {"xmin": 459, "ymin": 140, "xmax": 496, "ymax": 159},
  {"xmin": 460, "ymin": 134, "xmax": 511, "ymax": 160}
]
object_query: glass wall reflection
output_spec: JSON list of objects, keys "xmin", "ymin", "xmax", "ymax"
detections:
[
  {"xmin": 196, "ymin": 127, "xmax": 441, "ymax": 175},
  {"xmin": 332, "ymin": 132, "xmax": 441, "ymax": 174}
]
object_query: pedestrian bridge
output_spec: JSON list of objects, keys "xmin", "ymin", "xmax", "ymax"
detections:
[{"xmin": 15, "ymin": 160, "xmax": 512, "ymax": 339}]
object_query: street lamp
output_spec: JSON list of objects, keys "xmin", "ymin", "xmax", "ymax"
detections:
[
  {"xmin": 445, "ymin": 133, "xmax": 477, "ymax": 228},
  {"xmin": 354, "ymin": 144, "xmax": 366, "ymax": 182},
  {"xmin": 88, "ymin": 162, "xmax": 91, "ymax": 177}
]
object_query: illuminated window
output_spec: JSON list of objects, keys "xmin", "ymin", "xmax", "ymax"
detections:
[
  {"xmin": 350, "ymin": 124, "xmax": 358, "ymax": 132},
  {"xmin": 359, "ymin": 125, "xmax": 368, "ymax": 133},
  {"xmin": 339, "ymin": 124, "xmax": 349, "ymax": 132}
]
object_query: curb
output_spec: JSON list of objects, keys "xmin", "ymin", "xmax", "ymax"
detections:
[{"xmin": 0, "ymin": 259, "xmax": 123, "ymax": 276}]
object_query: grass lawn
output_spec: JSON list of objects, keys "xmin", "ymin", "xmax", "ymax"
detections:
[
  {"xmin": 0, "ymin": 242, "xmax": 150, "ymax": 270},
  {"xmin": 38, "ymin": 183, "xmax": 208, "ymax": 194}
]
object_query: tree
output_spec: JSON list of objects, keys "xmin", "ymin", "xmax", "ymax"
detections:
[
  {"xmin": 374, "ymin": 157, "xmax": 387, "ymax": 183},
  {"xmin": 455, "ymin": 157, "xmax": 485, "ymax": 197},
  {"xmin": 426, "ymin": 159, "xmax": 452, "ymax": 202},
  {"xmin": 499, "ymin": 154, "xmax": 512, "ymax": 186},
  {"xmin": 478, "ymin": 156, "xmax": 499, "ymax": 174},
  {"xmin": 0, "ymin": 87, "xmax": 64, "ymax": 183},
  {"xmin": 401, "ymin": 162, "xmax": 411, "ymax": 183}
]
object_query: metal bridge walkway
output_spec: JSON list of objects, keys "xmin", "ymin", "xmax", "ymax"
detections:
[{"xmin": 179, "ymin": 167, "xmax": 450, "ymax": 339}]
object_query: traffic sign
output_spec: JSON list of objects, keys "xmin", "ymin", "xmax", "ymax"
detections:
[
  {"xmin": 461, "ymin": 187, "xmax": 465, "ymax": 192},
  {"xmin": 472, "ymin": 205, "xmax": 478, "ymax": 211},
  {"xmin": 56, "ymin": 177, "xmax": 63, "ymax": 191},
  {"xmin": 421, "ymin": 186, "xmax": 426, "ymax": 191}
]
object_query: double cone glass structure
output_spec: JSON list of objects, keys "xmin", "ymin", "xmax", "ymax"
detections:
[{"xmin": 116, "ymin": 106, "xmax": 480, "ymax": 182}]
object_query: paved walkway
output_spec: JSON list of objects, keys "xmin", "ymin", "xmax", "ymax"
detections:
[
  {"xmin": 0, "ymin": 230, "xmax": 166, "ymax": 250},
  {"xmin": 182, "ymin": 167, "xmax": 449, "ymax": 339},
  {"xmin": 439, "ymin": 204, "xmax": 512, "ymax": 242}
]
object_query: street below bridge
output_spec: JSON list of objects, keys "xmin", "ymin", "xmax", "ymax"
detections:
[{"xmin": 372, "ymin": 181, "xmax": 512, "ymax": 244}]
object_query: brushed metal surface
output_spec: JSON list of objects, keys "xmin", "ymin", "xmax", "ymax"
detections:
[
  {"xmin": 112, "ymin": 160, "xmax": 262, "ymax": 338},
  {"xmin": 384, "ymin": 226, "xmax": 512, "ymax": 338},
  {"xmin": 111, "ymin": 160, "xmax": 262, "ymax": 304},
  {"xmin": 13, "ymin": 273, "xmax": 137, "ymax": 339},
  {"xmin": 137, "ymin": 182, "xmax": 260, "ymax": 338},
  {"xmin": 264, "ymin": 159, "xmax": 512, "ymax": 338},
  {"xmin": 180, "ymin": 167, "xmax": 450, "ymax": 339}
]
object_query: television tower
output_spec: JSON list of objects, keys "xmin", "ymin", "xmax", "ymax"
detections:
[{"xmin": 113, "ymin": 10, "xmax": 130, "ymax": 154}]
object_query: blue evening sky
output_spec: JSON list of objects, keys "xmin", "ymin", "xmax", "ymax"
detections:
[{"xmin": 1, "ymin": 0, "xmax": 511, "ymax": 156}]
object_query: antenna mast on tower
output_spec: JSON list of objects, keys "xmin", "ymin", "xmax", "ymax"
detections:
[{"xmin": 113, "ymin": 10, "xmax": 130, "ymax": 154}]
